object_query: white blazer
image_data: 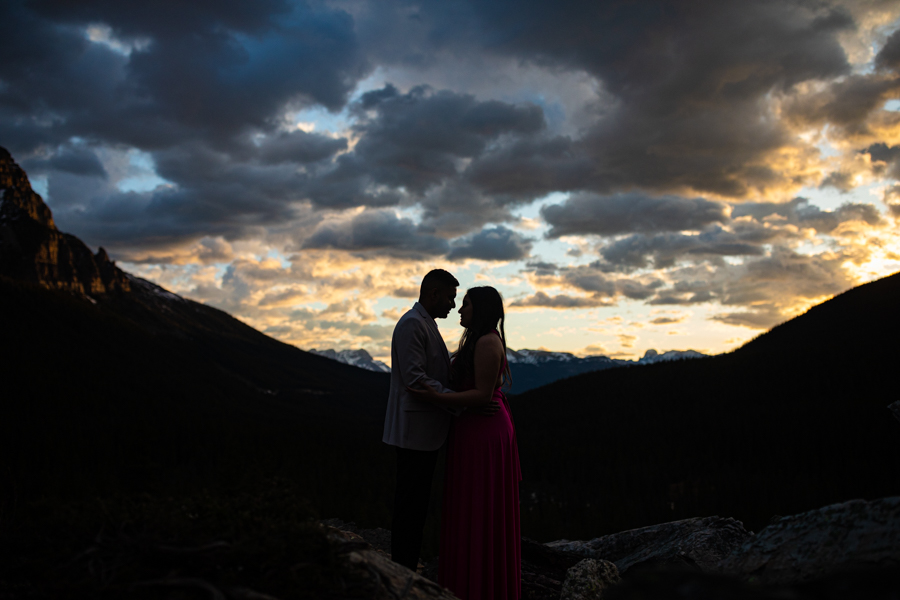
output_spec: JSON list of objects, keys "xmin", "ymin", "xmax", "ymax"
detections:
[{"xmin": 382, "ymin": 302, "xmax": 459, "ymax": 451}]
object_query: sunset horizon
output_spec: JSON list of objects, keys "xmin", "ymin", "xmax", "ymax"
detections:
[{"xmin": 4, "ymin": 0, "xmax": 900, "ymax": 365}]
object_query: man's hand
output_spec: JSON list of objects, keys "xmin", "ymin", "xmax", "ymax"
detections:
[
  {"xmin": 476, "ymin": 399, "xmax": 500, "ymax": 417},
  {"xmin": 406, "ymin": 381, "xmax": 439, "ymax": 402}
]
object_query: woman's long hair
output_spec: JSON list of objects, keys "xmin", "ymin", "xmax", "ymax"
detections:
[{"xmin": 451, "ymin": 286, "xmax": 512, "ymax": 390}]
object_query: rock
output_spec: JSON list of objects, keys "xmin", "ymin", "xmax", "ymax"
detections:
[
  {"xmin": 0, "ymin": 146, "xmax": 131, "ymax": 296},
  {"xmin": 521, "ymin": 537, "xmax": 586, "ymax": 600},
  {"xmin": 548, "ymin": 516, "xmax": 752, "ymax": 575},
  {"xmin": 335, "ymin": 541, "xmax": 459, "ymax": 599},
  {"xmin": 604, "ymin": 566, "xmax": 900, "ymax": 600},
  {"xmin": 718, "ymin": 496, "xmax": 900, "ymax": 585},
  {"xmin": 321, "ymin": 522, "xmax": 459, "ymax": 598},
  {"xmin": 890, "ymin": 400, "xmax": 900, "ymax": 425},
  {"xmin": 560, "ymin": 558, "xmax": 620, "ymax": 600},
  {"xmin": 320, "ymin": 518, "xmax": 393, "ymax": 556}
]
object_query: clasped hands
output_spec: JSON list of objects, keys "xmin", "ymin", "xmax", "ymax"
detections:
[{"xmin": 406, "ymin": 381, "xmax": 500, "ymax": 417}]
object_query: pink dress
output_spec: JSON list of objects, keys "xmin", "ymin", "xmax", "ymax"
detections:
[{"xmin": 439, "ymin": 333, "xmax": 522, "ymax": 600}]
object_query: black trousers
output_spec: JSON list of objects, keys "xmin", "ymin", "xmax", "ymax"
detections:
[{"xmin": 391, "ymin": 446, "xmax": 439, "ymax": 571}]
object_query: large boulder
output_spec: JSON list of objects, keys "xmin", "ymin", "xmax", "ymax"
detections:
[
  {"xmin": 560, "ymin": 558, "xmax": 620, "ymax": 600},
  {"xmin": 718, "ymin": 496, "xmax": 900, "ymax": 585},
  {"xmin": 548, "ymin": 516, "xmax": 752, "ymax": 575}
]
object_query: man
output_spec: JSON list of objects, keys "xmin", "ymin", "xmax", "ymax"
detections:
[{"xmin": 383, "ymin": 269, "xmax": 460, "ymax": 572}]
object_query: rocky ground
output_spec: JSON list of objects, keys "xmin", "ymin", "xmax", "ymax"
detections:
[
  {"xmin": 1, "ymin": 493, "xmax": 896, "ymax": 599},
  {"xmin": 323, "ymin": 496, "xmax": 900, "ymax": 599}
]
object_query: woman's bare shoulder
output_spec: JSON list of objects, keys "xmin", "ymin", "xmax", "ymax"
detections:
[{"xmin": 475, "ymin": 331, "xmax": 504, "ymax": 355}]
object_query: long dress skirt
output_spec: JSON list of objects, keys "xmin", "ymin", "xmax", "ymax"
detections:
[{"xmin": 438, "ymin": 386, "xmax": 521, "ymax": 600}]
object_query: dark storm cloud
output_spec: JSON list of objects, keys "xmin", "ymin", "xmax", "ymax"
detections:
[
  {"xmin": 511, "ymin": 291, "xmax": 612, "ymax": 309},
  {"xmin": 522, "ymin": 261, "xmax": 559, "ymax": 276},
  {"xmin": 464, "ymin": 136, "xmax": 592, "ymax": 201},
  {"xmin": 0, "ymin": 0, "xmax": 369, "ymax": 156},
  {"xmin": 45, "ymin": 144, "xmax": 317, "ymax": 249},
  {"xmin": 22, "ymin": 145, "xmax": 108, "ymax": 179},
  {"xmin": 542, "ymin": 193, "xmax": 730, "ymax": 238},
  {"xmin": 875, "ymin": 28, "xmax": 900, "ymax": 71},
  {"xmin": 257, "ymin": 130, "xmax": 348, "ymax": 165},
  {"xmin": 0, "ymin": 0, "xmax": 891, "ymax": 265},
  {"xmin": 302, "ymin": 210, "xmax": 449, "ymax": 257},
  {"xmin": 347, "ymin": 85, "xmax": 544, "ymax": 195},
  {"xmin": 594, "ymin": 198, "xmax": 882, "ymax": 273},
  {"xmin": 783, "ymin": 74, "xmax": 900, "ymax": 134},
  {"xmin": 511, "ymin": 267, "xmax": 664, "ymax": 308},
  {"xmin": 558, "ymin": 263, "xmax": 664, "ymax": 299},
  {"xmin": 864, "ymin": 143, "xmax": 900, "ymax": 180},
  {"xmin": 599, "ymin": 221, "xmax": 790, "ymax": 271},
  {"xmin": 447, "ymin": 226, "xmax": 532, "ymax": 261},
  {"xmin": 297, "ymin": 86, "xmax": 548, "ymax": 213},
  {"xmin": 400, "ymin": 0, "xmax": 854, "ymax": 198},
  {"xmin": 731, "ymin": 197, "xmax": 884, "ymax": 232}
]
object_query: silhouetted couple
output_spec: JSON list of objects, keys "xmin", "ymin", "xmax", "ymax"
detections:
[{"xmin": 383, "ymin": 269, "xmax": 521, "ymax": 600}]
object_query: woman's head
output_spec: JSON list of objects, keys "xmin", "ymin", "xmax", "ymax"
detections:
[
  {"xmin": 458, "ymin": 286, "xmax": 504, "ymax": 332},
  {"xmin": 452, "ymin": 286, "xmax": 512, "ymax": 388}
]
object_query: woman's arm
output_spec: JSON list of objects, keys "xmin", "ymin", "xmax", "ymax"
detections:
[{"xmin": 408, "ymin": 333, "xmax": 504, "ymax": 407}]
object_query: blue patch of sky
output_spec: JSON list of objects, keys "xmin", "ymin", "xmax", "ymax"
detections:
[
  {"xmin": 797, "ymin": 180, "xmax": 885, "ymax": 212},
  {"xmin": 31, "ymin": 175, "xmax": 49, "ymax": 198},
  {"xmin": 509, "ymin": 192, "xmax": 593, "ymax": 268},
  {"xmin": 291, "ymin": 105, "xmax": 352, "ymax": 136},
  {"xmin": 265, "ymin": 248, "xmax": 293, "ymax": 268},
  {"xmin": 886, "ymin": 99, "xmax": 900, "ymax": 112},
  {"xmin": 116, "ymin": 149, "xmax": 171, "ymax": 193}
]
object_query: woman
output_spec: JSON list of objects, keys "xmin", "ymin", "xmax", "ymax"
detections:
[{"xmin": 408, "ymin": 286, "xmax": 521, "ymax": 600}]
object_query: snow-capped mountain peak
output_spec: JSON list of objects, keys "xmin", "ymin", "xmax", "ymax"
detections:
[
  {"xmin": 637, "ymin": 348, "xmax": 707, "ymax": 364},
  {"xmin": 506, "ymin": 348, "xmax": 579, "ymax": 364},
  {"xmin": 309, "ymin": 348, "xmax": 391, "ymax": 373}
]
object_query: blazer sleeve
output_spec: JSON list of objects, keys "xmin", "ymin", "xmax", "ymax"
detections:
[{"xmin": 395, "ymin": 318, "xmax": 454, "ymax": 397}]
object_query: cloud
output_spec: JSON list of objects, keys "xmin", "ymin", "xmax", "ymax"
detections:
[
  {"xmin": 1, "ymin": 0, "xmax": 370, "ymax": 157},
  {"xmin": 3, "ymin": 0, "xmax": 899, "ymax": 358},
  {"xmin": 875, "ymin": 27, "xmax": 900, "ymax": 71},
  {"xmin": 542, "ymin": 193, "xmax": 730, "ymax": 238},
  {"xmin": 510, "ymin": 291, "xmax": 612, "ymax": 309},
  {"xmin": 302, "ymin": 209, "xmax": 449, "ymax": 257},
  {"xmin": 257, "ymin": 130, "xmax": 348, "ymax": 165},
  {"xmin": 348, "ymin": 84, "xmax": 545, "ymax": 195},
  {"xmin": 447, "ymin": 226, "xmax": 533, "ymax": 261},
  {"xmin": 650, "ymin": 316, "xmax": 687, "ymax": 325},
  {"xmin": 731, "ymin": 197, "xmax": 884, "ymax": 232}
]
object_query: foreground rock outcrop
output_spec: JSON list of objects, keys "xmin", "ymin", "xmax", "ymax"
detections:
[
  {"xmin": 719, "ymin": 496, "xmax": 900, "ymax": 585},
  {"xmin": 326, "ymin": 496, "xmax": 900, "ymax": 598},
  {"xmin": 548, "ymin": 516, "xmax": 752, "ymax": 575},
  {"xmin": 323, "ymin": 525, "xmax": 458, "ymax": 599}
]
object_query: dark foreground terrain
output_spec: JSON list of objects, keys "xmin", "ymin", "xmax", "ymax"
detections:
[{"xmin": 2, "ymin": 144, "xmax": 900, "ymax": 592}]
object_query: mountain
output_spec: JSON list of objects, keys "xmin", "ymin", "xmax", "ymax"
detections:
[
  {"xmin": 0, "ymin": 147, "xmax": 393, "ymax": 527},
  {"xmin": 303, "ymin": 345, "xmax": 707, "ymax": 392},
  {"xmin": 0, "ymin": 147, "xmax": 130, "ymax": 295},
  {"xmin": 513, "ymin": 271, "xmax": 900, "ymax": 542},
  {"xmin": 506, "ymin": 348, "xmax": 706, "ymax": 393},
  {"xmin": 637, "ymin": 348, "xmax": 707, "ymax": 364},
  {"xmin": 4, "ymin": 143, "xmax": 900, "ymax": 551},
  {"xmin": 309, "ymin": 348, "xmax": 391, "ymax": 373}
]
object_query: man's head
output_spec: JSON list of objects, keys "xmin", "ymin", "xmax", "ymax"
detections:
[{"xmin": 418, "ymin": 269, "xmax": 459, "ymax": 319}]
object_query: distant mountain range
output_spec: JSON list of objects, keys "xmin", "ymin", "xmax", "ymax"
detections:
[
  {"xmin": 309, "ymin": 348, "xmax": 391, "ymax": 373},
  {"xmin": 309, "ymin": 345, "xmax": 707, "ymax": 392}
]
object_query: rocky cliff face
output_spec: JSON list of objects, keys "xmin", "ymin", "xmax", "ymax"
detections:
[{"xmin": 0, "ymin": 146, "xmax": 130, "ymax": 295}]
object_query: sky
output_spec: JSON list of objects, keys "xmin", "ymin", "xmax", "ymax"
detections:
[{"xmin": 3, "ymin": 0, "xmax": 900, "ymax": 365}]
